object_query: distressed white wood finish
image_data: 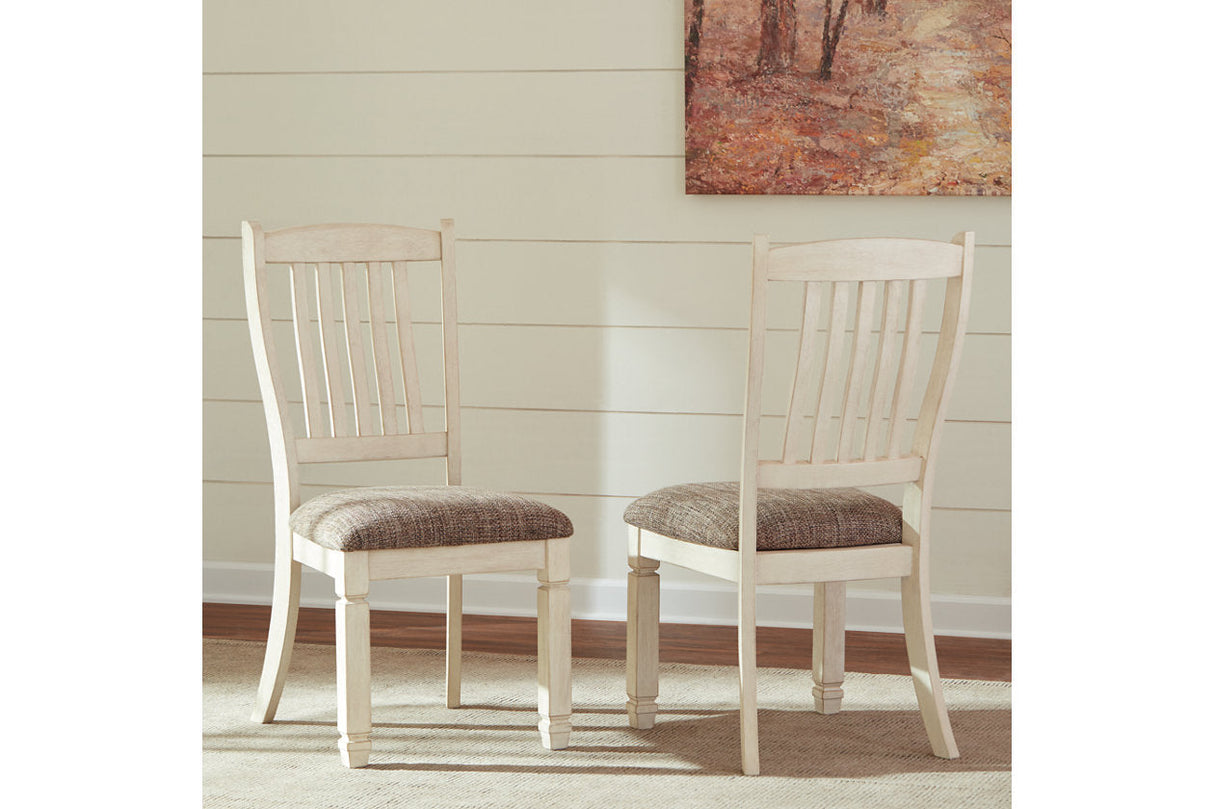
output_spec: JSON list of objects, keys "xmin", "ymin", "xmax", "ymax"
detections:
[
  {"xmin": 837, "ymin": 282, "xmax": 878, "ymax": 461},
  {"xmin": 446, "ymin": 573, "xmax": 462, "ymax": 709},
  {"xmin": 812, "ymin": 581, "xmax": 846, "ymax": 714},
  {"xmin": 391, "ymin": 261, "xmax": 425, "ymax": 433},
  {"xmin": 888, "ymin": 279, "xmax": 928, "ymax": 457},
  {"xmin": 294, "ymin": 432, "xmax": 447, "ymax": 464},
  {"xmin": 537, "ymin": 539, "xmax": 572, "ymax": 749},
  {"xmin": 756, "ymin": 457, "xmax": 922, "ymax": 489},
  {"xmin": 781, "ymin": 283, "xmax": 823, "ymax": 464},
  {"xmin": 808, "ymin": 283, "xmax": 850, "ymax": 464},
  {"xmin": 244, "ymin": 220, "xmax": 573, "ymax": 766},
  {"xmin": 289, "ymin": 265, "xmax": 325, "ymax": 437},
  {"xmin": 636, "ymin": 529, "xmax": 740, "ymax": 582},
  {"xmin": 335, "ymin": 553, "xmax": 372, "ymax": 768},
  {"xmin": 863, "ymin": 280, "xmax": 905, "ymax": 460},
  {"xmin": 340, "ymin": 262, "xmax": 375, "ymax": 434},
  {"xmin": 365, "ymin": 262, "xmax": 399, "ymax": 435},
  {"xmin": 627, "ymin": 534, "xmax": 912, "ymax": 588},
  {"xmin": 263, "ymin": 223, "xmax": 442, "ymax": 263},
  {"xmin": 767, "ymin": 239, "xmax": 965, "ymax": 282},
  {"xmin": 736, "ymin": 235, "xmax": 769, "ymax": 776},
  {"xmin": 625, "ymin": 525, "xmax": 660, "ymax": 729},
  {"xmin": 439, "ymin": 219, "xmax": 465, "ymax": 709},
  {"xmin": 624, "ymin": 233, "xmax": 973, "ymax": 775},
  {"xmin": 314, "ymin": 262, "xmax": 350, "ymax": 437},
  {"xmin": 756, "ymin": 544, "xmax": 913, "ymax": 585}
]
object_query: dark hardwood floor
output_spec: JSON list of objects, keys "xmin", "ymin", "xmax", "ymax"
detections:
[{"xmin": 204, "ymin": 602, "xmax": 1010, "ymax": 682}]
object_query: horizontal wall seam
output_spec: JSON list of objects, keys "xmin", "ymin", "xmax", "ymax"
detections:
[
  {"xmin": 201, "ymin": 315, "xmax": 1009, "ymax": 337},
  {"xmin": 204, "ymin": 153, "xmax": 685, "ymax": 159},
  {"xmin": 203, "ymin": 234, "xmax": 1012, "ymax": 249},
  {"xmin": 199, "ymin": 398, "xmax": 1011, "ymax": 423},
  {"xmin": 203, "ymin": 68, "xmax": 683, "ymax": 76}
]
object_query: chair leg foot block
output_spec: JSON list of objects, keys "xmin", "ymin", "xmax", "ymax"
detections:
[
  {"xmin": 626, "ymin": 699, "xmax": 658, "ymax": 729},
  {"xmin": 339, "ymin": 737, "xmax": 372, "ymax": 768},
  {"xmin": 539, "ymin": 716, "xmax": 572, "ymax": 750},
  {"xmin": 812, "ymin": 685, "xmax": 844, "ymax": 715}
]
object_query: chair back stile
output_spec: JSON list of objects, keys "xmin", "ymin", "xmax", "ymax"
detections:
[
  {"xmin": 738, "ymin": 233, "xmax": 975, "ymax": 562},
  {"xmin": 241, "ymin": 220, "xmax": 462, "ymax": 512}
]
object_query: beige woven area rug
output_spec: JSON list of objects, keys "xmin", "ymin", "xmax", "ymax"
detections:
[{"xmin": 204, "ymin": 639, "xmax": 1010, "ymax": 808}]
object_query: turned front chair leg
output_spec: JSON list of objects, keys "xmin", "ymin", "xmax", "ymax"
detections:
[
  {"xmin": 446, "ymin": 574, "xmax": 462, "ymax": 708},
  {"xmin": 335, "ymin": 553, "xmax": 372, "ymax": 768},
  {"xmin": 251, "ymin": 549, "xmax": 301, "ymax": 723},
  {"xmin": 625, "ymin": 527, "xmax": 660, "ymax": 729},
  {"xmin": 537, "ymin": 538, "xmax": 572, "ymax": 749},
  {"xmin": 902, "ymin": 569, "xmax": 959, "ymax": 759},
  {"xmin": 812, "ymin": 581, "xmax": 846, "ymax": 714}
]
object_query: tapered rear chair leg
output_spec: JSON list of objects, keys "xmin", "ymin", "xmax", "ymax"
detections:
[
  {"xmin": 738, "ymin": 581, "xmax": 760, "ymax": 776},
  {"xmin": 902, "ymin": 569, "xmax": 959, "ymax": 759},
  {"xmin": 251, "ymin": 548, "xmax": 302, "ymax": 723},
  {"xmin": 446, "ymin": 574, "xmax": 462, "ymax": 708}
]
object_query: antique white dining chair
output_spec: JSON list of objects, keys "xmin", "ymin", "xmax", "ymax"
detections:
[
  {"xmin": 242, "ymin": 219, "xmax": 574, "ymax": 767},
  {"xmin": 623, "ymin": 233, "xmax": 974, "ymax": 775}
]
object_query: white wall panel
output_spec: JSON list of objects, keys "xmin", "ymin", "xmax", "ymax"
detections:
[
  {"xmin": 204, "ymin": 73, "xmax": 683, "ymax": 156},
  {"xmin": 204, "ymin": 157, "xmax": 1012, "ymax": 243},
  {"xmin": 204, "ymin": 0, "xmax": 683, "ymax": 73}
]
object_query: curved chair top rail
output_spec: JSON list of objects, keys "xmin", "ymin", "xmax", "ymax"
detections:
[
  {"xmin": 767, "ymin": 237, "xmax": 964, "ymax": 282},
  {"xmin": 260, "ymin": 222, "xmax": 444, "ymax": 264}
]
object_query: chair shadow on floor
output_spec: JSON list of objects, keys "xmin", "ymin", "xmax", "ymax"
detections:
[{"xmin": 210, "ymin": 704, "xmax": 1009, "ymax": 779}]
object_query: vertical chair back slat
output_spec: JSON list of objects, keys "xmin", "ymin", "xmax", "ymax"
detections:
[
  {"xmin": 315, "ymin": 262, "xmax": 350, "ymax": 437},
  {"xmin": 340, "ymin": 262, "xmax": 376, "ymax": 435},
  {"xmin": 290, "ymin": 263, "xmax": 326, "ymax": 438},
  {"xmin": 862, "ymin": 280, "xmax": 905, "ymax": 460},
  {"xmin": 781, "ymin": 283, "xmax": 823, "ymax": 463},
  {"xmin": 392, "ymin": 261, "xmax": 426, "ymax": 434},
  {"xmin": 808, "ymin": 283, "xmax": 851, "ymax": 463},
  {"xmin": 366, "ymin": 262, "xmax": 399, "ymax": 435},
  {"xmin": 837, "ymin": 280, "xmax": 879, "ymax": 462},
  {"xmin": 886, "ymin": 278, "xmax": 928, "ymax": 459}
]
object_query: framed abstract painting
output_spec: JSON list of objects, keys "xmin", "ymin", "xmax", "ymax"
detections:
[{"xmin": 684, "ymin": 0, "xmax": 1011, "ymax": 195}]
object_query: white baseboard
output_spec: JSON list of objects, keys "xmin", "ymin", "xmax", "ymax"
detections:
[{"xmin": 203, "ymin": 561, "xmax": 1010, "ymax": 639}]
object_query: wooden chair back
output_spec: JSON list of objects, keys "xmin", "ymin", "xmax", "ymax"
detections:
[
  {"xmin": 242, "ymin": 220, "xmax": 463, "ymax": 509},
  {"xmin": 738, "ymin": 234, "xmax": 974, "ymax": 553}
]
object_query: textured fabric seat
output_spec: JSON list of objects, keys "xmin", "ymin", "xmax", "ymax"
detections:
[
  {"xmin": 623, "ymin": 482, "xmax": 902, "ymax": 551},
  {"xmin": 291, "ymin": 486, "xmax": 574, "ymax": 552}
]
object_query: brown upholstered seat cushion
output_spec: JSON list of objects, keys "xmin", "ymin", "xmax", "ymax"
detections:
[
  {"xmin": 290, "ymin": 486, "xmax": 574, "ymax": 552},
  {"xmin": 623, "ymin": 482, "xmax": 902, "ymax": 551}
]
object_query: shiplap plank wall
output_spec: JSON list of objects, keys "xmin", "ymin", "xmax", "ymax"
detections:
[{"xmin": 202, "ymin": 0, "xmax": 1010, "ymax": 601}]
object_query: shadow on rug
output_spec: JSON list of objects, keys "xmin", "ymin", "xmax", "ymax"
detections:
[{"xmin": 204, "ymin": 639, "xmax": 1009, "ymax": 808}]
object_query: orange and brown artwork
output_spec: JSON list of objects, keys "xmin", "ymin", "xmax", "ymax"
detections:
[{"xmin": 685, "ymin": 0, "xmax": 1011, "ymax": 195}]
